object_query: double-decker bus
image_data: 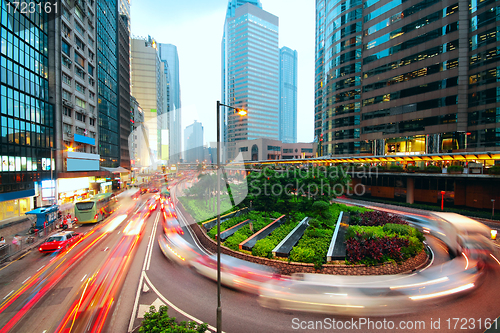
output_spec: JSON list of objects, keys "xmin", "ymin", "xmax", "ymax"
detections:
[{"xmin": 74, "ymin": 193, "xmax": 117, "ymax": 223}]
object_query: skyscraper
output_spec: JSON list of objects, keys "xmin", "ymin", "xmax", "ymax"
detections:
[
  {"xmin": 0, "ymin": 2, "xmax": 52, "ymax": 217},
  {"xmin": 184, "ymin": 121, "xmax": 204, "ymax": 163},
  {"xmin": 279, "ymin": 47, "xmax": 298, "ymax": 143},
  {"xmin": 130, "ymin": 37, "xmax": 165, "ymax": 165},
  {"xmin": 159, "ymin": 43, "xmax": 181, "ymax": 164},
  {"xmin": 118, "ymin": 14, "xmax": 131, "ymax": 170},
  {"xmin": 221, "ymin": 0, "xmax": 279, "ymax": 161},
  {"xmin": 97, "ymin": 0, "xmax": 120, "ymax": 167},
  {"xmin": 315, "ymin": 0, "xmax": 500, "ymax": 156}
]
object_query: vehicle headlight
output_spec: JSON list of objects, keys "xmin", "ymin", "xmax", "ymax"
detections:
[{"xmin": 491, "ymin": 230, "xmax": 497, "ymax": 240}]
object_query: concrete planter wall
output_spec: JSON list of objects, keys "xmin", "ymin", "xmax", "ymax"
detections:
[{"xmin": 192, "ymin": 222, "xmax": 429, "ymax": 275}]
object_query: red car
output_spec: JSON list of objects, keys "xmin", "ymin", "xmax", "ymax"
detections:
[{"xmin": 38, "ymin": 231, "xmax": 82, "ymax": 253}]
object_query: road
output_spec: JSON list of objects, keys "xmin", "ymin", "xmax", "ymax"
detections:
[
  {"xmin": 0, "ymin": 194, "xmax": 154, "ymax": 332},
  {"xmin": 0, "ymin": 184, "xmax": 498, "ymax": 332},
  {"xmin": 127, "ymin": 183, "xmax": 500, "ymax": 333}
]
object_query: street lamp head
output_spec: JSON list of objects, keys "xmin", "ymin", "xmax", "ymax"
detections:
[
  {"xmin": 67, "ymin": 147, "xmax": 74, "ymax": 152},
  {"xmin": 237, "ymin": 109, "xmax": 247, "ymax": 116}
]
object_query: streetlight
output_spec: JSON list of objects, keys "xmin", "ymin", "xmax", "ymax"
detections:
[
  {"xmin": 215, "ymin": 101, "xmax": 247, "ymax": 333},
  {"xmin": 441, "ymin": 191, "xmax": 445, "ymax": 211},
  {"xmin": 492, "ymin": 199, "xmax": 495, "ymax": 218}
]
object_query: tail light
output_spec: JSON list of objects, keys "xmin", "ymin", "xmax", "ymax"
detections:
[
  {"xmin": 94, "ymin": 214, "xmax": 98, "ymax": 220},
  {"xmin": 74, "ymin": 217, "xmax": 78, "ymax": 222}
]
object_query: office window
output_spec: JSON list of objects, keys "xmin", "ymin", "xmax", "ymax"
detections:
[
  {"xmin": 89, "ymin": 105, "xmax": 95, "ymax": 114},
  {"xmin": 75, "ymin": 21, "xmax": 84, "ymax": 35},
  {"xmin": 76, "ymin": 66, "xmax": 85, "ymax": 79},
  {"xmin": 75, "ymin": 37, "xmax": 85, "ymax": 51},
  {"xmin": 75, "ymin": 112, "xmax": 86, "ymax": 122},
  {"xmin": 62, "ymin": 40, "xmax": 71, "ymax": 56},
  {"xmin": 75, "ymin": 97, "xmax": 86, "ymax": 109},
  {"xmin": 62, "ymin": 23, "xmax": 71, "ymax": 38},
  {"xmin": 75, "ymin": 82, "xmax": 85, "ymax": 94},
  {"xmin": 62, "ymin": 73, "xmax": 71, "ymax": 86},
  {"xmin": 88, "ymin": 64, "xmax": 94, "ymax": 77},
  {"xmin": 239, "ymin": 147, "xmax": 248, "ymax": 152},
  {"xmin": 74, "ymin": 52, "xmax": 85, "ymax": 68},
  {"xmin": 89, "ymin": 118, "xmax": 96, "ymax": 126},
  {"xmin": 62, "ymin": 56, "xmax": 72, "ymax": 69},
  {"xmin": 62, "ymin": 89, "xmax": 71, "ymax": 101},
  {"xmin": 63, "ymin": 106, "xmax": 72, "ymax": 117}
]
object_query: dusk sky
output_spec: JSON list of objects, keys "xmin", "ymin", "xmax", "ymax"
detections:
[{"xmin": 130, "ymin": 0, "xmax": 315, "ymax": 148}]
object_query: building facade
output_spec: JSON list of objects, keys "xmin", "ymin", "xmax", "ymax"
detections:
[
  {"xmin": 97, "ymin": 0, "xmax": 120, "ymax": 167},
  {"xmin": 315, "ymin": 0, "xmax": 500, "ymax": 157},
  {"xmin": 279, "ymin": 46, "xmax": 298, "ymax": 143},
  {"xmin": 159, "ymin": 43, "xmax": 181, "ymax": 164},
  {"xmin": 234, "ymin": 138, "xmax": 315, "ymax": 161},
  {"xmin": 130, "ymin": 36, "xmax": 165, "ymax": 166},
  {"xmin": 184, "ymin": 121, "xmax": 204, "ymax": 163},
  {"xmin": 118, "ymin": 14, "xmax": 131, "ymax": 170},
  {"xmin": 222, "ymin": 1, "xmax": 280, "ymax": 161},
  {"xmin": 0, "ymin": 1, "xmax": 53, "ymax": 218}
]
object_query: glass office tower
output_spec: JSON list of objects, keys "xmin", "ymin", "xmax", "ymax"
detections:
[
  {"xmin": 279, "ymin": 46, "xmax": 298, "ymax": 143},
  {"xmin": 222, "ymin": 1, "xmax": 279, "ymax": 161},
  {"xmin": 0, "ymin": 1, "xmax": 53, "ymax": 217},
  {"xmin": 315, "ymin": 0, "xmax": 500, "ymax": 156},
  {"xmin": 96, "ymin": 0, "xmax": 120, "ymax": 167}
]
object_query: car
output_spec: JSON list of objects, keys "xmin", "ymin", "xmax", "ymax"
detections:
[
  {"xmin": 158, "ymin": 233, "xmax": 200, "ymax": 265},
  {"xmin": 191, "ymin": 254, "xmax": 280, "ymax": 294},
  {"xmin": 38, "ymin": 231, "xmax": 83, "ymax": 253},
  {"xmin": 150, "ymin": 188, "xmax": 159, "ymax": 193}
]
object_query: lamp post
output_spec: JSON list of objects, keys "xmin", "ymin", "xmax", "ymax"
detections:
[
  {"xmin": 441, "ymin": 191, "xmax": 445, "ymax": 211},
  {"xmin": 492, "ymin": 199, "xmax": 495, "ymax": 218},
  {"xmin": 50, "ymin": 146, "xmax": 73, "ymax": 205},
  {"xmin": 216, "ymin": 101, "xmax": 246, "ymax": 333}
]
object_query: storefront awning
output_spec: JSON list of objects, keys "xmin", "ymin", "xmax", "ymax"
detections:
[{"xmin": 101, "ymin": 167, "xmax": 131, "ymax": 174}]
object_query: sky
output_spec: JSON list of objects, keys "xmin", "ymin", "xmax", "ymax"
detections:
[{"xmin": 130, "ymin": 0, "xmax": 315, "ymax": 147}]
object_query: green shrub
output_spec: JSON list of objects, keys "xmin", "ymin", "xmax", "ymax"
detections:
[
  {"xmin": 425, "ymin": 165, "xmax": 441, "ymax": 173},
  {"xmin": 407, "ymin": 165, "xmax": 420, "ymax": 172},
  {"xmin": 224, "ymin": 231, "xmax": 250, "ymax": 250},
  {"xmin": 389, "ymin": 165, "xmax": 404, "ymax": 171},
  {"xmin": 382, "ymin": 223, "xmax": 412, "ymax": 236},
  {"xmin": 448, "ymin": 165, "xmax": 464, "ymax": 173},
  {"xmin": 488, "ymin": 165, "xmax": 500, "ymax": 175},
  {"xmin": 252, "ymin": 221, "xmax": 299, "ymax": 258},
  {"xmin": 289, "ymin": 247, "xmax": 315, "ymax": 263},
  {"xmin": 401, "ymin": 236, "xmax": 424, "ymax": 259},
  {"xmin": 139, "ymin": 305, "xmax": 207, "ymax": 333}
]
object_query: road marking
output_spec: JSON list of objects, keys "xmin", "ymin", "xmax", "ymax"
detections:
[
  {"xmin": 3, "ymin": 290, "xmax": 14, "ymax": 300},
  {"xmin": 145, "ymin": 212, "xmax": 160, "ymax": 271},
  {"xmin": 137, "ymin": 298, "xmax": 165, "ymax": 319},
  {"xmin": 128, "ymin": 271, "xmax": 145, "ymax": 332},
  {"xmin": 142, "ymin": 283, "xmax": 150, "ymax": 293},
  {"xmin": 143, "ymin": 272, "xmax": 220, "ymax": 332},
  {"xmin": 81, "ymin": 274, "xmax": 87, "ymax": 282},
  {"xmin": 22, "ymin": 276, "xmax": 31, "ymax": 284},
  {"xmin": 419, "ymin": 243, "xmax": 435, "ymax": 272},
  {"xmin": 176, "ymin": 207, "xmax": 211, "ymax": 256},
  {"xmin": 104, "ymin": 247, "xmax": 109, "ymax": 251},
  {"xmin": 36, "ymin": 265, "xmax": 45, "ymax": 272}
]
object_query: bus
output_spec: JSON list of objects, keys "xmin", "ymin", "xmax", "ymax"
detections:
[{"xmin": 74, "ymin": 193, "xmax": 117, "ymax": 223}]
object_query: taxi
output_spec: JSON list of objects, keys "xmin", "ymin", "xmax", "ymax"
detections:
[{"xmin": 38, "ymin": 231, "xmax": 82, "ymax": 253}]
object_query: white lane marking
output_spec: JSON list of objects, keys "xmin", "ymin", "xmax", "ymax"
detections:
[
  {"xmin": 22, "ymin": 276, "xmax": 31, "ymax": 284},
  {"xmin": 3, "ymin": 290, "xmax": 14, "ymax": 300},
  {"xmin": 420, "ymin": 244, "xmax": 435, "ymax": 272},
  {"xmin": 81, "ymin": 274, "xmax": 87, "ymax": 282},
  {"xmin": 128, "ymin": 271, "xmax": 145, "ymax": 332},
  {"xmin": 36, "ymin": 265, "xmax": 45, "ymax": 272},
  {"xmin": 146, "ymin": 212, "xmax": 160, "ymax": 271},
  {"xmin": 104, "ymin": 247, "xmax": 109, "ymax": 251},
  {"xmin": 176, "ymin": 207, "xmax": 210, "ymax": 256},
  {"xmin": 143, "ymin": 272, "xmax": 220, "ymax": 332}
]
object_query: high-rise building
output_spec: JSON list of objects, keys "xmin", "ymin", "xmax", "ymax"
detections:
[
  {"xmin": 279, "ymin": 47, "xmax": 298, "ymax": 143},
  {"xmin": 97, "ymin": 0, "xmax": 120, "ymax": 167},
  {"xmin": 184, "ymin": 121, "xmax": 204, "ymax": 163},
  {"xmin": 0, "ymin": 3, "xmax": 53, "ymax": 218},
  {"xmin": 221, "ymin": 0, "xmax": 279, "ymax": 161},
  {"xmin": 130, "ymin": 36, "xmax": 165, "ymax": 165},
  {"xmin": 159, "ymin": 43, "xmax": 181, "ymax": 164},
  {"xmin": 118, "ymin": 14, "xmax": 131, "ymax": 170},
  {"xmin": 315, "ymin": 0, "xmax": 500, "ymax": 156}
]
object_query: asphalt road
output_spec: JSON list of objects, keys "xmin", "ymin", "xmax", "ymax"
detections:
[
  {"xmin": 0, "ymin": 184, "xmax": 498, "ymax": 333},
  {"xmin": 0, "ymin": 195, "xmax": 153, "ymax": 333},
  {"xmin": 127, "ymin": 182, "xmax": 500, "ymax": 333}
]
